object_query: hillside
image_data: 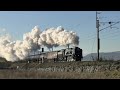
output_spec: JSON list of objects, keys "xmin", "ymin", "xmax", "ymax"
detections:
[{"xmin": 83, "ymin": 51, "xmax": 120, "ymax": 61}]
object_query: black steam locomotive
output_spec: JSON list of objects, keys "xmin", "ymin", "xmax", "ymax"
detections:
[{"xmin": 27, "ymin": 47, "xmax": 83, "ymax": 63}]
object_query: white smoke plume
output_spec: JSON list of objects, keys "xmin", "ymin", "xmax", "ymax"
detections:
[{"xmin": 0, "ymin": 26, "xmax": 79, "ymax": 62}]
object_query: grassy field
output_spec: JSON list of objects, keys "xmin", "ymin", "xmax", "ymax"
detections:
[
  {"xmin": 0, "ymin": 59, "xmax": 120, "ymax": 79},
  {"xmin": 0, "ymin": 69, "xmax": 120, "ymax": 79}
]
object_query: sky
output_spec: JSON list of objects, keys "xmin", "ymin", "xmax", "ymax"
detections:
[{"xmin": 0, "ymin": 11, "xmax": 120, "ymax": 56}]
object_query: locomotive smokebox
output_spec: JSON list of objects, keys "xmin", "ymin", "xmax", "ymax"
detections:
[{"xmin": 42, "ymin": 48, "xmax": 44, "ymax": 52}]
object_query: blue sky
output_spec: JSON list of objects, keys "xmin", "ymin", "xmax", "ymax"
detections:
[{"xmin": 0, "ymin": 11, "xmax": 120, "ymax": 56}]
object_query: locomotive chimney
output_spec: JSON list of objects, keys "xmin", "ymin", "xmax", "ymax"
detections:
[
  {"xmin": 52, "ymin": 47, "xmax": 53, "ymax": 51},
  {"xmin": 68, "ymin": 44, "xmax": 69, "ymax": 49},
  {"xmin": 42, "ymin": 48, "xmax": 44, "ymax": 52}
]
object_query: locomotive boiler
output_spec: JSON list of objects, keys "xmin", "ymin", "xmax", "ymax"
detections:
[{"xmin": 27, "ymin": 46, "xmax": 83, "ymax": 63}]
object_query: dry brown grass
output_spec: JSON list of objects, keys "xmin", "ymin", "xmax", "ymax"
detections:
[
  {"xmin": 0, "ymin": 69, "xmax": 120, "ymax": 79},
  {"xmin": 1, "ymin": 60, "xmax": 120, "ymax": 79}
]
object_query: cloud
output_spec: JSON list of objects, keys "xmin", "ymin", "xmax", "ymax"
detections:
[{"xmin": 0, "ymin": 26, "xmax": 79, "ymax": 62}]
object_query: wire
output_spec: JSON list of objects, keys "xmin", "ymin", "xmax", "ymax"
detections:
[
  {"xmin": 101, "ymin": 30, "xmax": 120, "ymax": 39},
  {"xmin": 99, "ymin": 28, "xmax": 120, "ymax": 38},
  {"xmin": 86, "ymin": 21, "xmax": 120, "ymax": 40},
  {"xmin": 91, "ymin": 38, "xmax": 96, "ymax": 53},
  {"xmin": 90, "ymin": 38, "xmax": 96, "ymax": 61},
  {"xmin": 99, "ymin": 21, "xmax": 120, "ymax": 32}
]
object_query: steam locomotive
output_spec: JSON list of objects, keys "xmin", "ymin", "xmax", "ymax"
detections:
[{"xmin": 27, "ymin": 47, "xmax": 83, "ymax": 63}]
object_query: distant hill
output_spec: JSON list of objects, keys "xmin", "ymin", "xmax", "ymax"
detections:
[{"xmin": 83, "ymin": 51, "xmax": 120, "ymax": 61}]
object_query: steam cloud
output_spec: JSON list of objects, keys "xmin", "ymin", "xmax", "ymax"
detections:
[{"xmin": 0, "ymin": 26, "xmax": 79, "ymax": 61}]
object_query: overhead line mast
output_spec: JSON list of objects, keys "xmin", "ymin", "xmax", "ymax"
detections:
[
  {"xmin": 96, "ymin": 11, "xmax": 120, "ymax": 61},
  {"xmin": 96, "ymin": 11, "xmax": 100, "ymax": 61}
]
